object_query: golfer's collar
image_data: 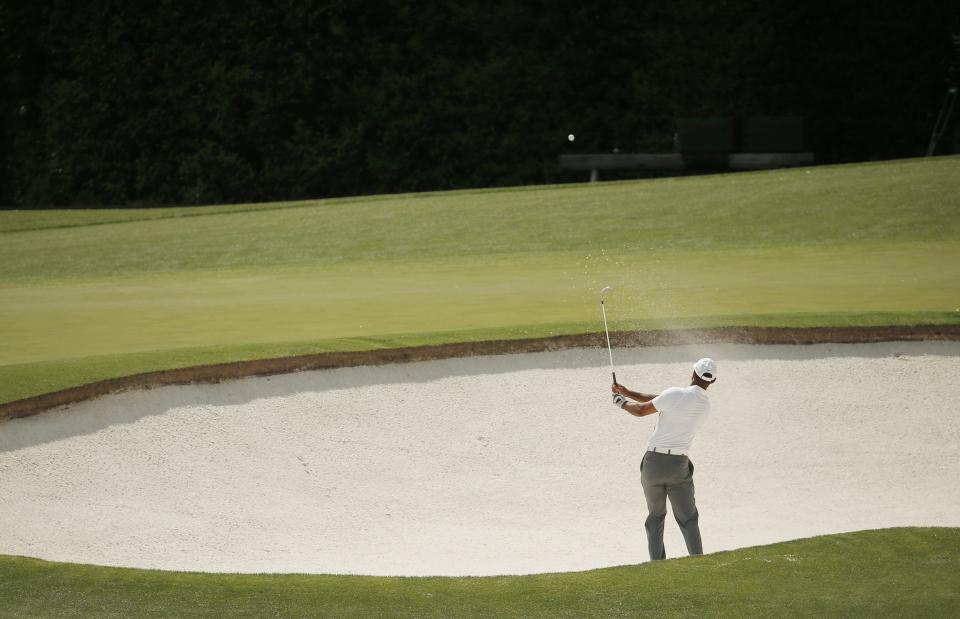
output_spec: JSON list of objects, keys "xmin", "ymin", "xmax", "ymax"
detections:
[{"xmin": 693, "ymin": 384, "xmax": 707, "ymax": 391}]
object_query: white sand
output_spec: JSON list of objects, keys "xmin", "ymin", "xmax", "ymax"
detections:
[{"xmin": 1, "ymin": 341, "xmax": 958, "ymax": 576}]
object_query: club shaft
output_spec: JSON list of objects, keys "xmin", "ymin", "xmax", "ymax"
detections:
[{"xmin": 601, "ymin": 300, "xmax": 616, "ymax": 382}]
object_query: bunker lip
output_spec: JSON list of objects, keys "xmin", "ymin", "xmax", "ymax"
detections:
[{"xmin": 3, "ymin": 324, "xmax": 959, "ymax": 422}]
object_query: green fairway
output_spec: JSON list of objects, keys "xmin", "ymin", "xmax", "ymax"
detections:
[
  {"xmin": 1, "ymin": 157, "xmax": 959, "ymax": 404},
  {"xmin": 1, "ymin": 528, "xmax": 957, "ymax": 618}
]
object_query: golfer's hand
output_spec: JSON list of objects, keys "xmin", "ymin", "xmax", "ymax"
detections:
[
  {"xmin": 612, "ymin": 383, "xmax": 629, "ymax": 396},
  {"xmin": 612, "ymin": 393, "xmax": 629, "ymax": 409}
]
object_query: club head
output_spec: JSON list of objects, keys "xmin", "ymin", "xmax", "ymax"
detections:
[{"xmin": 600, "ymin": 286, "xmax": 612, "ymax": 301}]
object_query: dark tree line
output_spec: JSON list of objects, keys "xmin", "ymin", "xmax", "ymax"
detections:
[{"xmin": 1, "ymin": 0, "xmax": 958, "ymax": 207}]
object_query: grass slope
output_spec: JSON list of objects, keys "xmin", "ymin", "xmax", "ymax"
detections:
[
  {"xmin": 3, "ymin": 158, "xmax": 959, "ymax": 278},
  {"xmin": 0, "ymin": 528, "xmax": 957, "ymax": 618},
  {"xmin": 1, "ymin": 157, "xmax": 959, "ymax": 403}
]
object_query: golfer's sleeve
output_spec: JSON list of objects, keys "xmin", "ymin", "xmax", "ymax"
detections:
[{"xmin": 651, "ymin": 388, "xmax": 680, "ymax": 413}]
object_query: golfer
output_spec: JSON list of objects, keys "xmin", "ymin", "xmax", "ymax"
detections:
[{"xmin": 611, "ymin": 358, "xmax": 717, "ymax": 561}]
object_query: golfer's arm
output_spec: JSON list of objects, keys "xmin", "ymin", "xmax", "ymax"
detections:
[
  {"xmin": 624, "ymin": 401, "xmax": 658, "ymax": 417},
  {"xmin": 622, "ymin": 388, "xmax": 658, "ymax": 402}
]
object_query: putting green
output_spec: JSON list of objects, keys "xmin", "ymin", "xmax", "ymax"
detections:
[
  {"xmin": 2, "ymin": 243, "xmax": 958, "ymax": 366},
  {"xmin": 1, "ymin": 157, "xmax": 958, "ymax": 404}
]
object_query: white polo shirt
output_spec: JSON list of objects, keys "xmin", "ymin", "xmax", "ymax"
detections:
[{"xmin": 648, "ymin": 385, "xmax": 711, "ymax": 452}]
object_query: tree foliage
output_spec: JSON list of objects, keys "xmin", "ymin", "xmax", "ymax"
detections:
[{"xmin": 1, "ymin": 0, "xmax": 957, "ymax": 207}]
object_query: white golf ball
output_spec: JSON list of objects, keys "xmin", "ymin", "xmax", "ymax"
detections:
[{"xmin": 567, "ymin": 134, "xmax": 575, "ymax": 142}]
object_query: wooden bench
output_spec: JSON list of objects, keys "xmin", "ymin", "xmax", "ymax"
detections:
[
  {"xmin": 728, "ymin": 152, "xmax": 814, "ymax": 171},
  {"xmin": 558, "ymin": 153, "xmax": 685, "ymax": 181}
]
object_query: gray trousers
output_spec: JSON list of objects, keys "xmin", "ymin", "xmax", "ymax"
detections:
[{"xmin": 640, "ymin": 451, "xmax": 703, "ymax": 560}]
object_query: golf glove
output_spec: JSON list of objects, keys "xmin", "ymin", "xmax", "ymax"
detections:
[{"xmin": 612, "ymin": 393, "xmax": 628, "ymax": 409}]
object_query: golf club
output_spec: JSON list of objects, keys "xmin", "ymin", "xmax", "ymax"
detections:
[{"xmin": 599, "ymin": 286, "xmax": 617, "ymax": 384}]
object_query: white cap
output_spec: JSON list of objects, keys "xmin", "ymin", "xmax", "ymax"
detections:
[{"xmin": 694, "ymin": 358, "xmax": 717, "ymax": 382}]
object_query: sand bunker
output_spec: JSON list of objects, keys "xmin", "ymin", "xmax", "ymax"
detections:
[{"xmin": 1, "ymin": 341, "xmax": 958, "ymax": 576}]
